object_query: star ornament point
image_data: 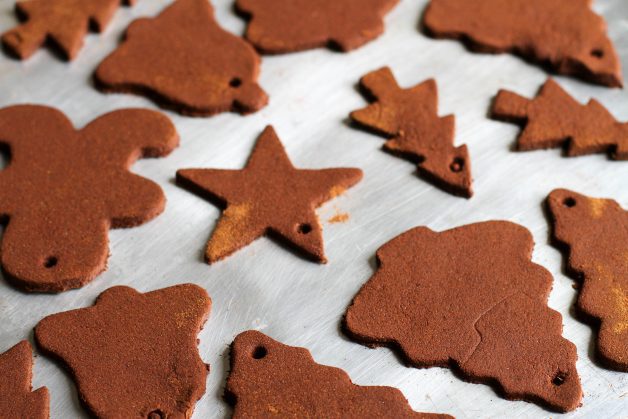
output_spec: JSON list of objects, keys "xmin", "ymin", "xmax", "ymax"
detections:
[{"xmin": 176, "ymin": 126, "xmax": 363, "ymax": 264}]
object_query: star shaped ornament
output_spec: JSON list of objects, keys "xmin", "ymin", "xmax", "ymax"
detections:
[{"xmin": 176, "ymin": 126, "xmax": 363, "ymax": 264}]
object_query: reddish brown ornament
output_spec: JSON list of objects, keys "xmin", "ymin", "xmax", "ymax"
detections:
[
  {"xmin": 226, "ymin": 331, "xmax": 452, "ymax": 418},
  {"xmin": 351, "ymin": 67, "xmax": 472, "ymax": 197},
  {"xmin": 492, "ymin": 79, "xmax": 628, "ymax": 160},
  {"xmin": 422, "ymin": 0, "xmax": 622, "ymax": 87},
  {"xmin": 176, "ymin": 126, "xmax": 362, "ymax": 264},
  {"xmin": 2, "ymin": 0, "xmax": 137, "ymax": 60},
  {"xmin": 35, "ymin": 284, "xmax": 210, "ymax": 418},
  {"xmin": 0, "ymin": 105, "xmax": 178, "ymax": 293},
  {"xmin": 96, "ymin": 0, "xmax": 267, "ymax": 117},
  {"xmin": 344, "ymin": 221, "xmax": 582, "ymax": 412},
  {"xmin": 0, "ymin": 341, "xmax": 49, "ymax": 419},
  {"xmin": 547, "ymin": 189, "xmax": 628, "ymax": 371},
  {"xmin": 236, "ymin": 0, "xmax": 399, "ymax": 53}
]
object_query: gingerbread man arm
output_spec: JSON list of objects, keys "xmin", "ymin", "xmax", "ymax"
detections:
[
  {"xmin": 81, "ymin": 109, "xmax": 178, "ymax": 166},
  {"xmin": 81, "ymin": 109, "xmax": 179, "ymax": 226}
]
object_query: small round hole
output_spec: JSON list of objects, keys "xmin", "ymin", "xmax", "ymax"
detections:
[
  {"xmin": 43, "ymin": 256, "xmax": 58, "ymax": 269},
  {"xmin": 552, "ymin": 372, "xmax": 567, "ymax": 386},
  {"xmin": 449, "ymin": 157, "xmax": 464, "ymax": 173},
  {"xmin": 591, "ymin": 49, "xmax": 604, "ymax": 59},
  {"xmin": 252, "ymin": 346, "xmax": 267, "ymax": 359},
  {"xmin": 563, "ymin": 197, "xmax": 576, "ymax": 208},
  {"xmin": 229, "ymin": 77, "xmax": 242, "ymax": 88},
  {"xmin": 297, "ymin": 223, "xmax": 312, "ymax": 234},
  {"xmin": 148, "ymin": 410, "xmax": 164, "ymax": 419},
  {"xmin": 0, "ymin": 146, "xmax": 9, "ymax": 171}
]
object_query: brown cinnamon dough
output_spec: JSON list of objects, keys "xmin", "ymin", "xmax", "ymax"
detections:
[
  {"xmin": 176, "ymin": 125, "xmax": 362, "ymax": 264},
  {"xmin": 344, "ymin": 221, "xmax": 582, "ymax": 412},
  {"xmin": 351, "ymin": 67, "xmax": 472, "ymax": 197},
  {"xmin": 35, "ymin": 284, "xmax": 210, "ymax": 418},
  {"xmin": 491, "ymin": 79, "xmax": 628, "ymax": 160},
  {"xmin": 547, "ymin": 189, "xmax": 628, "ymax": 371},
  {"xmin": 0, "ymin": 341, "xmax": 49, "ymax": 419},
  {"xmin": 422, "ymin": 0, "xmax": 622, "ymax": 87},
  {"xmin": 225, "ymin": 331, "xmax": 452, "ymax": 418},
  {"xmin": 236, "ymin": 0, "xmax": 399, "ymax": 53},
  {"xmin": 95, "ymin": 0, "xmax": 267, "ymax": 117},
  {"xmin": 0, "ymin": 105, "xmax": 178, "ymax": 293},
  {"xmin": 2, "ymin": 0, "xmax": 137, "ymax": 60}
]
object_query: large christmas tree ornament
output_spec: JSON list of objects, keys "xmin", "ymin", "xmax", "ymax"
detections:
[
  {"xmin": 547, "ymin": 189, "xmax": 628, "ymax": 371},
  {"xmin": 345, "ymin": 221, "xmax": 582, "ymax": 412},
  {"xmin": 226, "ymin": 331, "xmax": 452, "ymax": 418}
]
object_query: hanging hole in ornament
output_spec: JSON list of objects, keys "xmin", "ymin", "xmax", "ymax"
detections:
[
  {"xmin": 43, "ymin": 256, "xmax": 58, "ymax": 269},
  {"xmin": 0, "ymin": 144, "xmax": 10, "ymax": 171},
  {"xmin": 297, "ymin": 223, "xmax": 312, "ymax": 234},
  {"xmin": 552, "ymin": 371, "xmax": 567, "ymax": 386},
  {"xmin": 252, "ymin": 345, "xmax": 267, "ymax": 359},
  {"xmin": 148, "ymin": 410, "xmax": 164, "ymax": 419},
  {"xmin": 591, "ymin": 49, "xmax": 604, "ymax": 59},
  {"xmin": 450, "ymin": 157, "xmax": 464, "ymax": 173},
  {"xmin": 229, "ymin": 77, "xmax": 242, "ymax": 88},
  {"xmin": 563, "ymin": 197, "xmax": 576, "ymax": 208}
]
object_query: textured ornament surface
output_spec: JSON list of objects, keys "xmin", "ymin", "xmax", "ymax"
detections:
[
  {"xmin": 0, "ymin": 341, "xmax": 49, "ymax": 419},
  {"xmin": 177, "ymin": 126, "xmax": 362, "ymax": 264},
  {"xmin": 2, "ymin": 0, "xmax": 137, "ymax": 60},
  {"xmin": 96, "ymin": 0, "xmax": 267, "ymax": 116},
  {"xmin": 547, "ymin": 189, "xmax": 628, "ymax": 371},
  {"xmin": 344, "ymin": 221, "xmax": 582, "ymax": 412},
  {"xmin": 35, "ymin": 284, "xmax": 211, "ymax": 418},
  {"xmin": 423, "ymin": 0, "xmax": 622, "ymax": 87},
  {"xmin": 226, "ymin": 330, "xmax": 452, "ymax": 418},
  {"xmin": 0, "ymin": 105, "xmax": 178, "ymax": 292},
  {"xmin": 236, "ymin": 0, "xmax": 398, "ymax": 53},
  {"xmin": 492, "ymin": 79, "xmax": 627, "ymax": 160},
  {"xmin": 351, "ymin": 67, "xmax": 472, "ymax": 197}
]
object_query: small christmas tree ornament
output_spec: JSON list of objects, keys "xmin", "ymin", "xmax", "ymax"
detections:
[
  {"xmin": 2, "ymin": 0, "xmax": 137, "ymax": 60},
  {"xmin": 492, "ymin": 79, "xmax": 627, "ymax": 160},
  {"xmin": 351, "ymin": 67, "xmax": 473, "ymax": 198}
]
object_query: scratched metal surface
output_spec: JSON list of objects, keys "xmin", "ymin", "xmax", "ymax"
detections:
[{"xmin": 0, "ymin": 0, "xmax": 627, "ymax": 417}]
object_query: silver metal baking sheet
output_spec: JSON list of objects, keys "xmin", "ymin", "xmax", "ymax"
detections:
[{"xmin": 0, "ymin": 0, "xmax": 627, "ymax": 417}]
